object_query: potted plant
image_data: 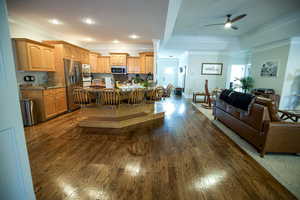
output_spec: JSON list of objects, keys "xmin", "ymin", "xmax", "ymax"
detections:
[{"xmin": 238, "ymin": 76, "xmax": 254, "ymax": 93}]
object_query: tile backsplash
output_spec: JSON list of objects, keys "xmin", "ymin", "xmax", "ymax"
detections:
[{"xmin": 16, "ymin": 71, "xmax": 48, "ymax": 86}]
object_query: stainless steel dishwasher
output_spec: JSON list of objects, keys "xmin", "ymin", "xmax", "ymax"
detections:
[{"xmin": 20, "ymin": 98, "xmax": 37, "ymax": 126}]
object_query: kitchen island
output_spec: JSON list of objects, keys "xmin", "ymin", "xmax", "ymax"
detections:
[
  {"xmin": 76, "ymin": 86, "xmax": 165, "ymax": 131},
  {"xmin": 78, "ymin": 103, "xmax": 164, "ymax": 130}
]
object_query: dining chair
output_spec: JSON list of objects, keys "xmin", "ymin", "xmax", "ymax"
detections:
[
  {"xmin": 155, "ymin": 86, "xmax": 164, "ymax": 101},
  {"xmin": 193, "ymin": 80, "xmax": 208, "ymax": 102},
  {"xmin": 128, "ymin": 88, "xmax": 145, "ymax": 104},
  {"xmin": 146, "ymin": 88, "xmax": 156, "ymax": 103},
  {"xmin": 192, "ymin": 80, "xmax": 213, "ymax": 108},
  {"xmin": 99, "ymin": 89, "xmax": 121, "ymax": 108},
  {"xmin": 147, "ymin": 86, "xmax": 164, "ymax": 103},
  {"xmin": 73, "ymin": 88, "xmax": 92, "ymax": 107},
  {"xmin": 163, "ymin": 84, "xmax": 174, "ymax": 98}
]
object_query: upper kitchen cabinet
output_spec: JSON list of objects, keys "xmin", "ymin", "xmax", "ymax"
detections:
[
  {"xmin": 13, "ymin": 38, "xmax": 55, "ymax": 72},
  {"xmin": 110, "ymin": 53, "xmax": 128, "ymax": 66},
  {"xmin": 139, "ymin": 52, "xmax": 154, "ymax": 74},
  {"xmin": 97, "ymin": 56, "xmax": 111, "ymax": 73},
  {"xmin": 43, "ymin": 41, "xmax": 89, "ymax": 61},
  {"xmin": 42, "ymin": 40, "xmax": 90, "ymax": 86},
  {"xmin": 63, "ymin": 44, "xmax": 72, "ymax": 59},
  {"xmin": 63, "ymin": 44, "xmax": 81, "ymax": 61},
  {"xmin": 127, "ymin": 57, "xmax": 140, "ymax": 73},
  {"xmin": 89, "ymin": 52, "xmax": 101, "ymax": 73},
  {"xmin": 81, "ymin": 50, "xmax": 90, "ymax": 64},
  {"xmin": 72, "ymin": 47, "xmax": 81, "ymax": 61}
]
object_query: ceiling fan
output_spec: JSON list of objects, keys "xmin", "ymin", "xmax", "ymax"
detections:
[{"xmin": 203, "ymin": 14, "xmax": 247, "ymax": 30}]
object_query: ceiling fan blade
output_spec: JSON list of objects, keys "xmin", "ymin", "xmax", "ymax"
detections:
[
  {"xmin": 231, "ymin": 26, "xmax": 238, "ymax": 30},
  {"xmin": 203, "ymin": 23, "xmax": 225, "ymax": 27},
  {"xmin": 230, "ymin": 14, "xmax": 247, "ymax": 23}
]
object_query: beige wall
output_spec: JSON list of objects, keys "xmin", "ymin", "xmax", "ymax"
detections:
[
  {"xmin": 249, "ymin": 44, "xmax": 290, "ymax": 95},
  {"xmin": 184, "ymin": 52, "xmax": 229, "ymax": 97}
]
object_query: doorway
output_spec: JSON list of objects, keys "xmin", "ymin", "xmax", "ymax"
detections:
[
  {"xmin": 156, "ymin": 59, "xmax": 178, "ymax": 87},
  {"xmin": 229, "ymin": 65, "xmax": 246, "ymax": 92}
]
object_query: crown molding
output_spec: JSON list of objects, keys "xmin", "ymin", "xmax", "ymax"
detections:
[{"xmin": 251, "ymin": 39, "xmax": 291, "ymax": 53}]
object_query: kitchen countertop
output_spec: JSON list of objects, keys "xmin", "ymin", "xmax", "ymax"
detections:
[{"xmin": 20, "ymin": 85, "xmax": 65, "ymax": 90}]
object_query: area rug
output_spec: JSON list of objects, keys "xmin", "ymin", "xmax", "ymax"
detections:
[{"xmin": 192, "ymin": 102, "xmax": 300, "ymax": 199}]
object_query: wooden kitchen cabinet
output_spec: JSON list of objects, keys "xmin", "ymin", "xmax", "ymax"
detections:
[
  {"xmin": 127, "ymin": 57, "xmax": 140, "ymax": 73},
  {"xmin": 42, "ymin": 40, "xmax": 91, "ymax": 86},
  {"xmin": 43, "ymin": 40, "xmax": 89, "ymax": 62},
  {"xmin": 21, "ymin": 87, "xmax": 67, "ymax": 122},
  {"xmin": 97, "ymin": 56, "xmax": 111, "ymax": 73},
  {"xmin": 81, "ymin": 50, "xmax": 90, "ymax": 64},
  {"xmin": 139, "ymin": 52, "xmax": 154, "ymax": 74},
  {"xmin": 145, "ymin": 55, "xmax": 154, "ymax": 74},
  {"xmin": 72, "ymin": 47, "xmax": 81, "ymax": 61},
  {"xmin": 13, "ymin": 38, "xmax": 56, "ymax": 71},
  {"xmin": 41, "ymin": 47, "xmax": 55, "ymax": 70},
  {"xmin": 54, "ymin": 89, "xmax": 68, "ymax": 114},
  {"xmin": 63, "ymin": 44, "xmax": 72, "ymax": 59},
  {"xmin": 27, "ymin": 43, "xmax": 43, "ymax": 69},
  {"xmin": 44, "ymin": 94, "xmax": 56, "ymax": 118},
  {"xmin": 110, "ymin": 53, "xmax": 128, "ymax": 66},
  {"xmin": 90, "ymin": 52, "xmax": 101, "ymax": 73},
  {"xmin": 63, "ymin": 45, "xmax": 81, "ymax": 61}
]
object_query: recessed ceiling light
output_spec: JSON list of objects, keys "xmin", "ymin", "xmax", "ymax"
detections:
[
  {"xmin": 48, "ymin": 19, "xmax": 63, "ymax": 25},
  {"xmin": 112, "ymin": 40, "xmax": 120, "ymax": 44},
  {"xmin": 83, "ymin": 38, "xmax": 94, "ymax": 42},
  {"xmin": 129, "ymin": 34, "xmax": 140, "ymax": 39},
  {"xmin": 82, "ymin": 18, "xmax": 95, "ymax": 25}
]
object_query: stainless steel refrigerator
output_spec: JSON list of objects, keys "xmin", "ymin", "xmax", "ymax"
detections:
[{"xmin": 64, "ymin": 59, "xmax": 82, "ymax": 112}]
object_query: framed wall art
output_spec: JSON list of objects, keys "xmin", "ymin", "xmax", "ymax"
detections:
[
  {"xmin": 201, "ymin": 63, "xmax": 223, "ymax": 75},
  {"xmin": 260, "ymin": 60, "xmax": 279, "ymax": 77}
]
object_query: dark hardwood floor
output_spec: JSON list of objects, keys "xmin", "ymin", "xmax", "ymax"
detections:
[{"xmin": 25, "ymin": 97, "xmax": 296, "ymax": 200}]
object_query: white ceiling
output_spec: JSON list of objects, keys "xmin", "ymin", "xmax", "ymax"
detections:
[
  {"xmin": 173, "ymin": 0, "xmax": 300, "ymax": 37},
  {"xmin": 7, "ymin": 0, "xmax": 169, "ymax": 45},
  {"xmin": 159, "ymin": 0, "xmax": 300, "ymax": 57}
]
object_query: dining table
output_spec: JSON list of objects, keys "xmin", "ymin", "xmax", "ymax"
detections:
[{"xmin": 82, "ymin": 85, "xmax": 157, "ymax": 103}]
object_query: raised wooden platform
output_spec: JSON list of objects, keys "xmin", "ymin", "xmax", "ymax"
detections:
[{"xmin": 78, "ymin": 104, "xmax": 165, "ymax": 129}]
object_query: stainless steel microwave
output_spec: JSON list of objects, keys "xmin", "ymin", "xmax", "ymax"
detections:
[{"xmin": 111, "ymin": 66, "xmax": 127, "ymax": 74}]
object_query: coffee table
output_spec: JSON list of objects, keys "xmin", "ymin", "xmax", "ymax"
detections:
[{"xmin": 278, "ymin": 110, "xmax": 300, "ymax": 122}]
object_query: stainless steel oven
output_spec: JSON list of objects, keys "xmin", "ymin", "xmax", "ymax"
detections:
[{"xmin": 111, "ymin": 66, "xmax": 126, "ymax": 74}]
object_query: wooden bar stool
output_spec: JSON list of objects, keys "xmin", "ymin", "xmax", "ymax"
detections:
[
  {"xmin": 99, "ymin": 89, "xmax": 121, "ymax": 109},
  {"xmin": 128, "ymin": 88, "xmax": 145, "ymax": 104}
]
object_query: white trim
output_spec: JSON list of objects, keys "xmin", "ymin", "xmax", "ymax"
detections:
[
  {"xmin": 162, "ymin": 0, "xmax": 183, "ymax": 46},
  {"xmin": 251, "ymin": 39, "xmax": 290, "ymax": 53}
]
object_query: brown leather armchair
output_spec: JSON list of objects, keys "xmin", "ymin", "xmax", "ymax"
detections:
[{"xmin": 213, "ymin": 96, "xmax": 300, "ymax": 157}]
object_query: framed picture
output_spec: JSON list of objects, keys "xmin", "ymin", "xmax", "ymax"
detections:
[
  {"xmin": 201, "ymin": 63, "xmax": 223, "ymax": 75},
  {"xmin": 260, "ymin": 60, "xmax": 279, "ymax": 77}
]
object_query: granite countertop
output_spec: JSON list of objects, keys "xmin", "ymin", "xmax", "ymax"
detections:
[{"xmin": 20, "ymin": 85, "xmax": 65, "ymax": 90}]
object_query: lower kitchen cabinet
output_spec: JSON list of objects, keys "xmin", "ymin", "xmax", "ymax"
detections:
[{"xmin": 21, "ymin": 87, "xmax": 67, "ymax": 122}]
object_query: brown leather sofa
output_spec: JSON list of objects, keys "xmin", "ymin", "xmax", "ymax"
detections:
[{"xmin": 213, "ymin": 96, "xmax": 300, "ymax": 157}]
